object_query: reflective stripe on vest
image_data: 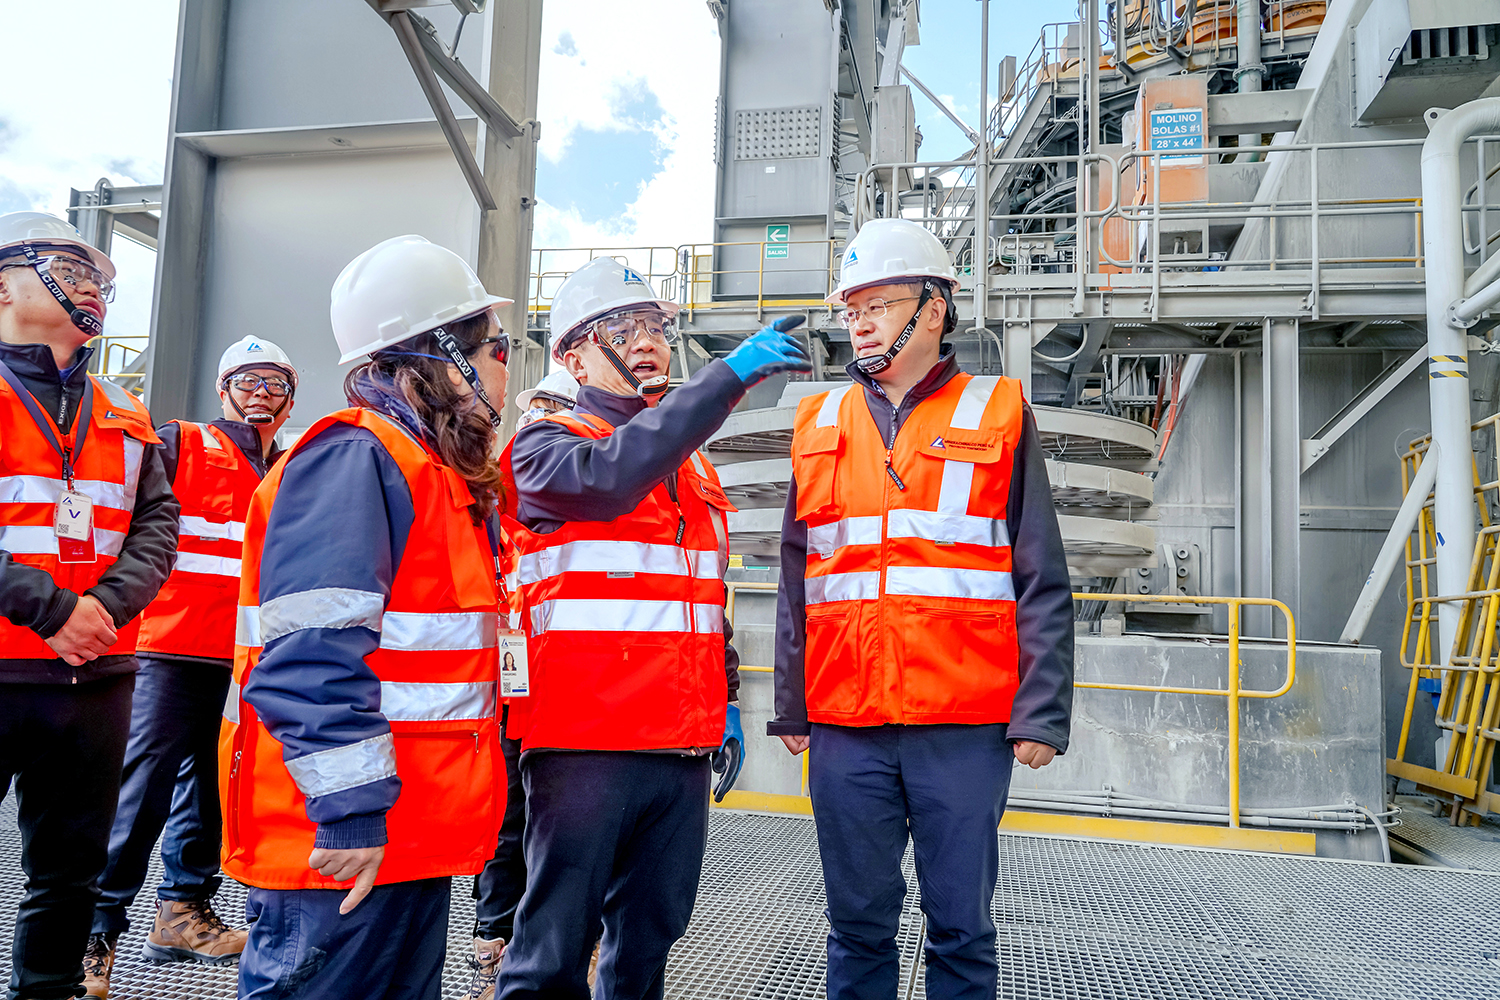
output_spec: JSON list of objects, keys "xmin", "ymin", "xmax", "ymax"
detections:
[
  {"xmin": 236, "ymin": 595, "xmax": 497, "ymax": 653},
  {"xmin": 0, "ymin": 523, "xmax": 128, "ymax": 558},
  {"xmin": 180, "ymin": 514, "xmax": 246, "ymax": 541},
  {"xmin": 224, "ymin": 678, "xmax": 496, "ymax": 725},
  {"xmin": 529, "ymin": 599, "xmax": 725, "ymax": 635},
  {"xmin": 285, "ymin": 732, "xmax": 397, "ymax": 799},
  {"xmin": 517, "ymin": 539, "xmax": 722, "ymax": 586},
  {"xmin": 174, "ymin": 552, "xmax": 242, "ymax": 578}
]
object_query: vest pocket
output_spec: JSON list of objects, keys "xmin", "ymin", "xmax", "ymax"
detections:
[
  {"xmin": 892, "ymin": 599, "xmax": 1019, "ymax": 719},
  {"xmin": 793, "ymin": 426, "xmax": 841, "ymax": 521},
  {"xmin": 804, "ymin": 603, "xmax": 864, "ymax": 714}
]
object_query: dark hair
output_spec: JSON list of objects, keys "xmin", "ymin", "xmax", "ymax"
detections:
[
  {"xmin": 343, "ymin": 310, "xmax": 504, "ymax": 523},
  {"xmin": 896, "ymin": 279, "xmax": 957, "ymax": 337}
]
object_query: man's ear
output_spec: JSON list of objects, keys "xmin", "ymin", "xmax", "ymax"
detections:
[
  {"xmin": 562, "ymin": 349, "xmax": 588, "ymax": 383},
  {"xmin": 0, "ymin": 271, "xmax": 14, "ymax": 305}
]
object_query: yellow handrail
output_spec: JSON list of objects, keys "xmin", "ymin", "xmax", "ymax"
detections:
[{"xmin": 725, "ymin": 582, "xmax": 1297, "ymax": 829}]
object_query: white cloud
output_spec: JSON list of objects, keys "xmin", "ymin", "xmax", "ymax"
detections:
[{"xmin": 531, "ymin": 0, "xmax": 720, "ymax": 249}]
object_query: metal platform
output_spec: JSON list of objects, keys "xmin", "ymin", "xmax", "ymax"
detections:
[
  {"xmin": 5, "ymin": 799, "xmax": 1500, "ymax": 998},
  {"xmin": 1390, "ymin": 795, "xmax": 1500, "ymax": 872}
]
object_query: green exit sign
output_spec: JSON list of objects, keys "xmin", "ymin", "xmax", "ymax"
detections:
[{"xmin": 765, "ymin": 224, "xmax": 790, "ymax": 259}]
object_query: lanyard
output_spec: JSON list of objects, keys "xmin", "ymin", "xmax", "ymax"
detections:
[{"xmin": 0, "ymin": 359, "xmax": 94, "ymax": 489}]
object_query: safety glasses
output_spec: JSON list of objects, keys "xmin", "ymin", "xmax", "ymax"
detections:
[
  {"xmin": 473, "ymin": 333, "xmax": 510, "ymax": 365},
  {"xmin": 588, "ymin": 310, "xmax": 680, "ymax": 350},
  {"xmin": 225, "ymin": 374, "xmax": 293, "ymax": 397},
  {"xmin": 1, "ymin": 256, "xmax": 116, "ymax": 303},
  {"xmin": 836, "ymin": 295, "xmax": 922, "ymax": 329}
]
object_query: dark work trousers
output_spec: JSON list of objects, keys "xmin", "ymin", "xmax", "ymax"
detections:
[
  {"xmin": 0, "ymin": 673, "xmax": 135, "ymax": 1000},
  {"xmin": 237, "ymin": 878, "xmax": 451, "ymax": 1000},
  {"xmin": 93, "ymin": 655, "xmax": 233, "ymax": 934},
  {"xmin": 807, "ymin": 723, "xmax": 1015, "ymax": 1000},
  {"xmin": 494, "ymin": 751, "xmax": 711, "ymax": 1000},
  {"xmin": 472, "ymin": 720, "xmax": 526, "ymax": 941}
]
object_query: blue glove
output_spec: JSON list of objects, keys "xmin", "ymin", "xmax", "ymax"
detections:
[
  {"xmin": 712, "ymin": 703, "xmax": 744, "ymax": 803},
  {"xmin": 723, "ymin": 316, "xmax": 812, "ymax": 387}
]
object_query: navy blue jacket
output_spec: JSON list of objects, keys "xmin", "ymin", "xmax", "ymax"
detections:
[
  {"xmin": 241, "ymin": 416, "xmax": 499, "ymax": 851},
  {"xmin": 507, "ymin": 359, "xmax": 746, "ymax": 707},
  {"xmin": 770, "ymin": 349, "xmax": 1075, "ymax": 752}
]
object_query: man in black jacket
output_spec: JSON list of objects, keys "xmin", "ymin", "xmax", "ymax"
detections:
[{"xmin": 0, "ymin": 213, "xmax": 179, "ymax": 1000}]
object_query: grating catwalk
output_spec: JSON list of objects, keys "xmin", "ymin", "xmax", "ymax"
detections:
[{"xmin": 2, "ymin": 799, "xmax": 1498, "ymax": 999}]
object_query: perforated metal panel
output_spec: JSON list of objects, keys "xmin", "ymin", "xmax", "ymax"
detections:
[
  {"xmin": 734, "ymin": 107, "xmax": 822, "ymax": 160},
  {"xmin": 3, "ymin": 801, "xmax": 1499, "ymax": 998},
  {"xmin": 1390, "ymin": 795, "xmax": 1500, "ymax": 871}
]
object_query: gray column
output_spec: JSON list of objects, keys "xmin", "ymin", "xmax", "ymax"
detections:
[{"xmin": 1262, "ymin": 317, "xmax": 1301, "ymax": 638}]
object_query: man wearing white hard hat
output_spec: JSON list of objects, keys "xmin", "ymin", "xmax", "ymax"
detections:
[
  {"xmin": 0, "ymin": 212, "xmax": 179, "ymax": 1000},
  {"xmin": 514, "ymin": 369, "xmax": 578, "ymax": 428},
  {"xmin": 493, "ymin": 257, "xmax": 811, "ymax": 999},
  {"xmin": 224, "ymin": 236, "xmax": 512, "ymax": 1000},
  {"xmin": 772, "ymin": 219, "xmax": 1074, "ymax": 1000},
  {"xmin": 82, "ymin": 337, "xmax": 298, "ymax": 996}
]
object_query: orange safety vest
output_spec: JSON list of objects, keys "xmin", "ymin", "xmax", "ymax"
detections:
[
  {"xmin": 499, "ymin": 411, "xmax": 735, "ymax": 753},
  {"xmin": 137, "ymin": 422, "xmax": 262, "ymax": 660},
  {"xmin": 0, "ymin": 366, "xmax": 160, "ymax": 659},
  {"xmin": 220, "ymin": 408, "xmax": 503, "ymax": 889},
  {"xmin": 790, "ymin": 373, "xmax": 1025, "ymax": 726}
]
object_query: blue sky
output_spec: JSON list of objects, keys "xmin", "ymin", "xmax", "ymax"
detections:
[{"xmin": 0, "ymin": 0, "xmax": 1082, "ymax": 338}]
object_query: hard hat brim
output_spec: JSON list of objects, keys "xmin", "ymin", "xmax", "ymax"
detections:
[
  {"xmin": 825, "ymin": 273, "xmax": 960, "ymax": 306},
  {"xmin": 337, "ymin": 294, "xmax": 514, "ymax": 364}
]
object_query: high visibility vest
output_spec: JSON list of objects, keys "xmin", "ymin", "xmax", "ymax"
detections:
[
  {"xmin": 499, "ymin": 411, "xmax": 735, "ymax": 752},
  {"xmin": 220, "ymin": 408, "xmax": 503, "ymax": 889},
  {"xmin": 137, "ymin": 422, "xmax": 261, "ymax": 660},
  {"xmin": 0, "ymin": 367, "xmax": 159, "ymax": 659},
  {"xmin": 790, "ymin": 374, "xmax": 1025, "ymax": 726}
]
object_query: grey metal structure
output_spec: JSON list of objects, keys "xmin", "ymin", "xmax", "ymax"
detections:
[{"xmin": 146, "ymin": 0, "xmax": 542, "ymax": 433}]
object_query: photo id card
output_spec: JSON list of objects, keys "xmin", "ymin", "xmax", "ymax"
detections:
[
  {"xmin": 499, "ymin": 629, "xmax": 530, "ymax": 697},
  {"xmin": 54, "ymin": 490, "xmax": 97, "ymax": 564}
]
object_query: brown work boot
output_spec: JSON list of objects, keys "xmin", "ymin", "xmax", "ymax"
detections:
[
  {"xmin": 464, "ymin": 937, "xmax": 505, "ymax": 1000},
  {"xmin": 82, "ymin": 932, "xmax": 117, "ymax": 998},
  {"xmin": 141, "ymin": 899, "xmax": 247, "ymax": 965}
]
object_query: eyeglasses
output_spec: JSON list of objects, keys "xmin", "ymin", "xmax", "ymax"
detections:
[
  {"xmin": 589, "ymin": 310, "xmax": 680, "ymax": 350},
  {"xmin": 225, "ymin": 374, "xmax": 293, "ymax": 397},
  {"xmin": 0, "ymin": 256, "xmax": 116, "ymax": 302},
  {"xmin": 473, "ymin": 334, "xmax": 510, "ymax": 365},
  {"xmin": 836, "ymin": 295, "xmax": 924, "ymax": 329}
]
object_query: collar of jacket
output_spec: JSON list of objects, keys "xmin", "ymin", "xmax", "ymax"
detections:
[
  {"xmin": 844, "ymin": 342, "xmax": 960, "ymax": 407},
  {"xmin": 0, "ymin": 340, "xmax": 95, "ymax": 387},
  {"xmin": 574, "ymin": 384, "xmax": 646, "ymax": 428},
  {"xmin": 208, "ymin": 417, "xmax": 284, "ymax": 475}
]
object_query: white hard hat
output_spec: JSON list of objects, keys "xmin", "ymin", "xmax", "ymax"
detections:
[
  {"xmin": 827, "ymin": 218, "xmax": 958, "ymax": 305},
  {"xmin": 514, "ymin": 369, "xmax": 580, "ymax": 412},
  {"xmin": 218, "ymin": 336, "xmax": 299, "ymax": 388},
  {"xmin": 330, "ymin": 235, "xmax": 514, "ymax": 364},
  {"xmin": 548, "ymin": 257, "xmax": 679, "ymax": 360},
  {"xmin": 0, "ymin": 212, "xmax": 116, "ymax": 280}
]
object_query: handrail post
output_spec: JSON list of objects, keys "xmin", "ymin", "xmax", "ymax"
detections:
[
  {"xmin": 1310, "ymin": 146, "xmax": 1321, "ymax": 319},
  {"xmin": 1228, "ymin": 600, "xmax": 1242, "ymax": 828},
  {"xmin": 757, "ymin": 244, "xmax": 765, "ymax": 322}
]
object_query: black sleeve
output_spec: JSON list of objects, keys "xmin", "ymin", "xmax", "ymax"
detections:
[
  {"xmin": 724, "ymin": 618, "xmax": 740, "ymax": 703},
  {"xmin": 1003, "ymin": 403, "xmax": 1075, "ymax": 752},
  {"xmin": 510, "ymin": 360, "xmax": 746, "ymax": 525},
  {"xmin": 0, "ymin": 551, "xmax": 78, "ymax": 639},
  {"xmin": 87, "ymin": 442, "xmax": 181, "ymax": 627},
  {"xmin": 156, "ymin": 419, "xmax": 183, "ymax": 487},
  {"xmin": 769, "ymin": 474, "xmax": 811, "ymax": 736}
]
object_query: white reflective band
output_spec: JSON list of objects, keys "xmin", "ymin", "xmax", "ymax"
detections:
[
  {"xmin": 381, "ymin": 680, "xmax": 496, "ymax": 722},
  {"xmin": 816, "ymin": 385, "xmax": 854, "ymax": 427},
  {"xmin": 196, "ymin": 423, "xmax": 224, "ymax": 450},
  {"xmin": 805, "ymin": 571, "xmax": 881, "ymax": 605},
  {"xmin": 236, "ymin": 605, "xmax": 261, "ymax": 648},
  {"xmin": 284, "ymin": 732, "xmax": 397, "ymax": 800},
  {"xmin": 0, "ymin": 474, "xmax": 131, "ymax": 511},
  {"xmin": 0, "ymin": 524, "xmax": 125, "ymax": 557},
  {"xmin": 530, "ymin": 599, "xmax": 725, "ymax": 634},
  {"xmin": 123, "ymin": 438, "xmax": 144, "ymax": 509},
  {"xmin": 223, "ymin": 679, "xmax": 241, "ymax": 724},
  {"xmin": 690, "ymin": 451, "xmax": 711, "ymax": 477},
  {"xmin": 937, "ymin": 459, "xmax": 976, "ymax": 513},
  {"xmin": 381, "ymin": 611, "xmax": 496, "ymax": 651},
  {"xmin": 258, "ymin": 587, "xmax": 384, "ymax": 646},
  {"xmin": 180, "ymin": 515, "xmax": 246, "ymax": 541},
  {"xmin": 807, "ymin": 516, "xmax": 882, "ymax": 558},
  {"xmin": 886, "ymin": 565, "xmax": 1015, "ymax": 601},
  {"xmin": 887, "ymin": 509, "xmax": 1010, "ymax": 548},
  {"xmin": 950, "ymin": 376, "xmax": 1001, "ymax": 429},
  {"xmin": 174, "ymin": 552, "xmax": 243, "ymax": 578},
  {"xmin": 518, "ymin": 540, "xmax": 720, "ymax": 585}
]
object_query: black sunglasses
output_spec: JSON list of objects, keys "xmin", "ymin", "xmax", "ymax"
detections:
[{"xmin": 473, "ymin": 334, "xmax": 509, "ymax": 365}]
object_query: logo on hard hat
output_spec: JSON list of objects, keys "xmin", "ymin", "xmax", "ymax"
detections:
[
  {"xmin": 246, "ymin": 342, "xmax": 264, "ymax": 352},
  {"xmin": 622, "ymin": 267, "xmax": 646, "ymax": 285}
]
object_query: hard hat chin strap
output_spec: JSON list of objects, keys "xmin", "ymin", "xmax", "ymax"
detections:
[
  {"xmin": 222, "ymin": 377, "xmax": 293, "ymax": 426},
  {"xmin": 433, "ymin": 326, "xmax": 505, "ymax": 428},
  {"xmin": 854, "ymin": 279, "xmax": 934, "ymax": 376},
  {"xmin": 19, "ymin": 244, "xmax": 102, "ymax": 338},
  {"xmin": 591, "ymin": 332, "xmax": 669, "ymax": 398}
]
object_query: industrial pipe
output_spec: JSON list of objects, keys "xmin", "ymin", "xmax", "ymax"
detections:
[
  {"xmin": 1338, "ymin": 444, "xmax": 1440, "ymax": 645},
  {"xmin": 1421, "ymin": 100, "xmax": 1500, "ymax": 661},
  {"xmin": 1451, "ymin": 274, "xmax": 1500, "ymax": 325},
  {"xmin": 1235, "ymin": 0, "xmax": 1264, "ymax": 160}
]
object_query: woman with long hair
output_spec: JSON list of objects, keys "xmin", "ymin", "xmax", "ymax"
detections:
[{"xmin": 220, "ymin": 235, "xmax": 512, "ymax": 999}]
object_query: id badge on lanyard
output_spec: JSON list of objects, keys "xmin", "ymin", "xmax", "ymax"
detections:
[
  {"xmin": 0, "ymin": 361, "xmax": 101, "ymax": 563},
  {"xmin": 499, "ymin": 629, "xmax": 530, "ymax": 698},
  {"xmin": 55, "ymin": 487, "xmax": 97, "ymax": 563}
]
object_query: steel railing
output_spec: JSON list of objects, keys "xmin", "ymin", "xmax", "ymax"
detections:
[{"xmin": 725, "ymin": 582, "xmax": 1297, "ymax": 829}]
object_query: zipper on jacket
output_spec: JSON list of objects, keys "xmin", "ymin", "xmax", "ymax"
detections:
[
  {"xmin": 885, "ymin": 449, "xmax": 906, "ymax": 491},
  {"xmin": 226, "ymin": 749, "xmax": 243, "ymax": 849}
]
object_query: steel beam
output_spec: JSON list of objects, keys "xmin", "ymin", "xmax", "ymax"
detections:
[
  {"xmin": 1263, "ymin": 317, "xmax": 1301, "ymax": 637},
  {"xmin": 1300, "ymin": 349, "xmax": 1425, "ymax": 472}
]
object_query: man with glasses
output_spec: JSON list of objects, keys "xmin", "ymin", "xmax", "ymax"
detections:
[
  {"xmin": 81, "ymin": 337, "xmax": 298, "ymax": 996},
  {"xmin": 0, "ymin": 212, "xmax": 180, "ymax": 1000},
  {"xmin": 492, "ymin": 257, "xmax": 810, "ymax": 999},
  {"xmin": 773, "ymin": 218, "xmax": 1073, "ymax": 1000}
]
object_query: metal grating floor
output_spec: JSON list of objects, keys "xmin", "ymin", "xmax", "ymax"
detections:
[
  {"xmin": 1390, "ymin": 795, "xmax": 1500, "ymax": 872},
  {"xmin": 4, "ymin": 798, "xmax": 1500, "ymax": 999}
]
